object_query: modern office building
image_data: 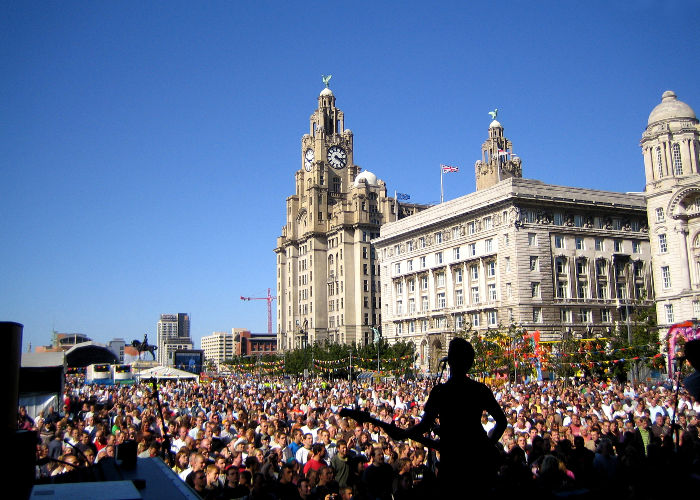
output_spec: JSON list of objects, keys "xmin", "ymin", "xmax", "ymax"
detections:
[
  {"xmin": 274, "ymin": 85, "xmax": 428, "ymax": 351},
  {"xmin": 201, "ymin": 331, "xmax": 235, "ymax": 365},
  {"xmin": 156, "ymin": 313, "xmax": 191, "ymax": 364}
]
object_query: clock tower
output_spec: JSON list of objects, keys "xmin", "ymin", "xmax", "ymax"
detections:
[{"xmin": 275, "ymin": 83, "xmax": 426, "ymax": 354}]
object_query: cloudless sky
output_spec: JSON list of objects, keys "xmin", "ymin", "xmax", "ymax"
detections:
[{"xmin": 2, "ymin": 1, "xmax": 699, "ymax": 352}]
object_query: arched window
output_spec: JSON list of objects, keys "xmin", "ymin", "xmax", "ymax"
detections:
[
  {"xmin": 656, "ymin": 147, "xmax": 664, "ymax": 178},
  {"xmin": 673, "ymin": 143, "xmax": 683, "ymax": 175}
]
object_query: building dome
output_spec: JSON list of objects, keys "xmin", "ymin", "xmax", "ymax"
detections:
[
  {"xmin": 489, "ymin": 119, "xmax": 502, "ymax": 129},
  {"xmin": 648, "ymin": 91, "xmax": 697, "ymax": 125},
  {"xmin": 320, "ymin": 87, "xmax": 333, "ymax": 97},
  {"xmin": 354, "ymin": 170, "xmax": 378, "ymax": 187}
]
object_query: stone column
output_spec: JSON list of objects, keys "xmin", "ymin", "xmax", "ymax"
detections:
[{"xmin": 678, "ymin": 224, "xmax": 692, "ymax": 290}]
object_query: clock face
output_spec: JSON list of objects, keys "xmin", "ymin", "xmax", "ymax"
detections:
[
  {"xmin": 304, "ymin": 149, "xmax": 314, "ymax": 171},
  {"xmin": 326, "ymin": 145, "xmax": 347, "ymax": 169}
]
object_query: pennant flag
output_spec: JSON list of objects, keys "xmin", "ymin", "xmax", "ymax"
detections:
[
  {"xmin": 441, "ymin": 164, "xmax": 459, "ymax": 173},
  {"xmin": 396, "ymin": 192, "xmax": 410, "ymax": 200}
]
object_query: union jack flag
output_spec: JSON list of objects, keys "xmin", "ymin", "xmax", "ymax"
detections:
[{"xmin": 441, "ymin": 164, "xmax": 458, "ymax": 173}]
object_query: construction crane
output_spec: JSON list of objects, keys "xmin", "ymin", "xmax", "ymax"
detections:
[{"xmin": 240, "ymin": 288, "xmax": 277, "ymax": 335}]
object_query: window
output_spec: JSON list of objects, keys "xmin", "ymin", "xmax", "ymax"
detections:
[
  {"xmin": 396, "ymin": 323, "xmax": 403, "ymax": 334},
  {"xmin": 580, "ymin": 308, "xmax": 592, "ymax": 323},
  {"xmin": 635, "ymin": 284, "xmax": 645, "ymax": 299},
  {"xmin": 453, "ymin": 247, "xmax": 460, "ymax": 260},
  {"xmin": 531, "ymin": 282, "xmax": 540, "ymax": 298},
  {"xmin": 455, "ymin": 268, "xmax": 463, "ymax": 283},
  {"xmin": 560, "ymin": 308, "xmax": 571, "ymax": 323},
  {"xmin": 488, "ymin": 284, "xmax": 497, "ymax": 301},
  {"xmin": 506, "ymin": 283, "xmax": 512, "ymax": 298},
  {"xmin": 435, "ymin": 252, "xmax": 443, "ymax": 264},
  {"xmin": 555, "ymin": 258, "xmax": 566, "ymax": 274},
  {"xmin": 656, "ymin": 207, "xmax": 665, "ymax": 223},
  {"xmin": 505, "ymin": 257, "xmax": 511, "ymax": 272},
  {"xmin": 555, "ymin": 235, "xmax": 565, "ymax": 249},
  {"xmin": 422, "ymin": 319, "xmax": 429, "ymax": 332},
  {"xmin": 485, "ymin": 238, "xmax": 493, "ymax": 252},
  {"xmin": 633, "ymin": 241, "xmax": 641, "ymax": 254},
  {"xmin": 363, "ymin": 264, "xmax": 369, "ymax": 275},
  {"xmin": 437, "ymin": 292, "xmax": 446, "ymax": 308},
  {"xmin": 436, "ymin": 272, "xmax": 445, "ymax": 287},
  {"xmin": 471, "ymin": 313, "xmax": 480, "ymax": 327},
  {"xmin": 435, "ymin": 232, "xmax": 443, "ymax": 244},
  {"xmin": 406, "ymin": 241, "xmax": 413, "ymax": 252},
  {"xmin": 557, "ymin": 281, "xmax": 568, "ymax": 298},
  {"xmin": 363, "ymin": 247, "xmax": 368, "ymax": 259},
  {"xmin": 407, "ymin": 259, "xmax": 413, "ymax": 271},
  {"xmin": 631, "ymin": 221, "xmax": 640, "ymax": 232},
  {"xmin": 396, "ymin": 282, "xmax": 403, "ymax": 295},
  {"xmin": 694, "ymin": 300, "xmax": 700, "ymax": 318},
  {"xmin": 456, "ymin": 289, "xmax": 464, "ymax": 306},
  {"xmin": 656, "ymin": 147, "xmax": 664, "ymax": 178},
  {"xmin": 471, "ymin": 287, "xmax": 480, "ymax": 304},
  {"xmin": 419, "ymin": 237, "xmax": 425, "ymax": 248},
  {"xmin": 574, "ymin": 215, "xmax": 584, "ymax": 228},
  {"xmin": 485, "ymin": 261, "xmax": 496, "ymax": 277},
  {"xmin": 530, "ymin": 256, "xmax": 539, "ymax": 271},
  {"xmin": 504, "ymin": 234, "xmax": 510, "ymax": 246},
  {"xmin": 576, "ymin": 259, "xmax": 587, "ymax": 275},
  {"xmin": 453, "ymin": 227, "xmax": 460, "ymax": 240},
  {"xmin": 408, "ymin": 279, "xmax": 415, "ymax": 292},
  {"xmin": 524, "ymin": 210, "xmax": 536, "ymax": 223},
  {"xmin": 409, "ymin": 321, "xmax": 415, "ymax": 333},
  {"xmin": 421, "ymin": 276, "xmax": 428, "ymax": 290},
  {"xmin": 596, "ymin": 259, "xmax": 607, "ymax": 275},
  {"xmin": 396, "ymin": 301, "xmax": 403, "ymax": 314},
  {"xmin": 601, "ymin": 309, "xmax": 611, "ymax": 322},
  {"xmin": 673, "ymin": 143, "xmax": 683, "ymax": 175},
  {"xmin": 533, "ymin": 308, "xmax": 542, "ymax": 322},
  {"xmin": 615, "ymin": 261, "xmax": 626, "ymax": 277},
  {"xmin": 528, "ymin": 233, "xmax": 537, "ymax": 246},
  {"xmin": 576, "ymin": 237, "xmax": 584, "ymax": 250},
  {"xmin": 554, "ymin": 213, "xmax": 564, "ymax": 226},
  {"xmin": 661, "ymin": 266, "xmax": 671, "ymax": 289},
  {"xmin": 409, "ymin": 298, "xmax": 415, "ymax": 313},
  {"xmin": 455, "ymin": 315, "xmax": 464, "ymax": 330},
  {"xmin": 395, "ymin": 263, "xmax": 401, "ymax": 274},
  {"xmin": 578, "ymin": 282, "xmax": 588, "ymax": 299},
  {"xmin": 659, "ymin": 234, "xmax": 668, "ymax": 253},
  {"xmin": 665, "ymin": 304, "xmax": 674, "ymax": 324},
  {"xmin": 420, "ymin": 256, "xmax": 426, "ymax": 268},
  {"xmin": 616, "ymin": 286, "xmax": 627, "ymax": 299},
  {"xmin": 488, "ymin": 310, "xmax": 497, "ymax": 326},
  {"xmin": 614, "ymin": 240, "xmax": 623, "ymax": 252},
  {"xmin": 468, "ymin": 243, "xmax": 476, "ymax": 256},
  {"xmin": 634, "ymin": 262, "xmax": 643, "ymax": 278},
  {"xmin": 613, "ymin": 218, "xmax": 622, "ymax": 231},
  {"xmin": 421, "ymin": 296, "xmax": 428, "ymax": 311},
  {"xmin": 484, "ymin": 216, "xmax": 493, "ymax": 229},
  {"xmin": 364, "ymin": 280, "xmax": 369, "ymax": 292},
  {"xmin": 595, "ymin": 239, "xmax": 604, "ymax": 251},
  {"xmin": 468, "ymin": 222, "xmax": 475, "ymax": 234},
  {"xmin": 470, "ymin": 265, "xmax": 479, "ymax": 281}
]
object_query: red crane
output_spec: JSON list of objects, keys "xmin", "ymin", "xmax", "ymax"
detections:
[{"xmin": 240, "ymin": 288, "xmax": 277, "ymax": 335}]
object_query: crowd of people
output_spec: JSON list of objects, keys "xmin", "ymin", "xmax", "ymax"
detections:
[{"xmin": 24, "ymin": 367, "xmax": 700, "ymax": 499}]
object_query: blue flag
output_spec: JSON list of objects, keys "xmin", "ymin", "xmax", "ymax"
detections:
[{"xmin": 396, "ymin": 192, "xmax": 410, "ymax": 200}]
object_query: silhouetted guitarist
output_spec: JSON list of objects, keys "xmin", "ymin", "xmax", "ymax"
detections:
[{"xmin": 397, "ymin": 337, "xmax": 507, "ymax": 497}]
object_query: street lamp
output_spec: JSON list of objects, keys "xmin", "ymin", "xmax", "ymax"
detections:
[{"xmin": 372, "ymin": 327, "xmax": 381, "ymax": 376}]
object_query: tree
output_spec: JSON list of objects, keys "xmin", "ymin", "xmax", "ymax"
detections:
[
  {"xmin": 606, "ymin": 303, "xmax": 660, "ymax": 382},
  {"xmin": 458, "ymin": 323, "xmax": 534, "ymax": 382}
]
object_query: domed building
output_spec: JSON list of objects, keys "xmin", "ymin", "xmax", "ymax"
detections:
[
  {"xmin": 641, "ymin": 91, "xmax": 700, "ymax": 337},
  {"xmin": 274, "ymin": 85, "xmax": 429, "ymax": 349}
]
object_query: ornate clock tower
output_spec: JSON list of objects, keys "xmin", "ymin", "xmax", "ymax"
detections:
[{"xmin": 275, "ymin": 81, "xmax": 421, "ymax": 354}]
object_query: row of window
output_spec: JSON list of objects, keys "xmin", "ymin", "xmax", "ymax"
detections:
[
  {"xmin": 395, "ymin": 284, "xmax": 498, "ymax": 315},
  {"xmin": 394, "ymin": 310, "xmax": 499, "ymax": 334},
  {"xmin": 394, "ymin": 263, "xmax": 497, "ymax": 296},
  {"xmin": 394, "ymin": 241, "xmax": 496, "ymax": 275},
  {"xmin": 552, "ymin": 235, "xmax": 643, "ymax": 252},
  {"xmin": 655, "ymin": 143, "xmax": 684, "ymax": 179}
]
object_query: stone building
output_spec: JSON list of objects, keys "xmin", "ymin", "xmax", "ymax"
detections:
[
  {"xmin": 641, "ymin": 91, "xmax": 700, "ymax": 338},
  {"xmin": 375, "ymin": 119, "xmax": 654, "ymax": 372},
  {"xmin": 274, "ymin": 86, "xmax": 428, "ymax": 351}
]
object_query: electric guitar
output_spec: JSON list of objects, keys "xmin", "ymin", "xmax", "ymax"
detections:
[{"xmin": 338, "ymin": 408, "xmax": 442, "ymax": 451}]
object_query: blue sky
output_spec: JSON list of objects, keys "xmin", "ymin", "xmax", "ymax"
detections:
[{"xmin": 2, "ymin": 1, "xmax": 699, "ymax": 352}]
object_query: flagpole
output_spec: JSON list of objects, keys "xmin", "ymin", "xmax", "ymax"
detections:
[
  {"xmin": 394, "ymin": 190, "xmax": 397, "ymax": 220},
  {"xmin": 440, "ymin": 165, "xmax": 444, "ymax": 204}
]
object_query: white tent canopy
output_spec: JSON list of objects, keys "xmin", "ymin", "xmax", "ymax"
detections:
[{"xmin": 133, "ymin": 365, "xmax": 199, "ymax": 382}]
